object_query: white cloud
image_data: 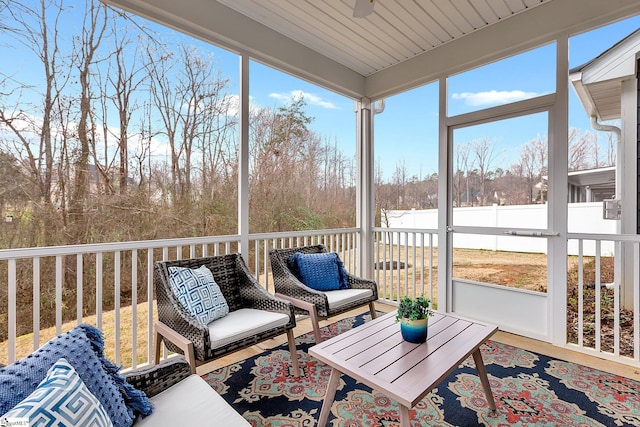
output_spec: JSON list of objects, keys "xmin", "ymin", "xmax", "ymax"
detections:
[
  {"xmin": 269, "ymin": 90, "xmax": 339, "ymax": 110},
  {"xmin": 452, "ymin": 90, "xmax": 540, "ymax": 107}
]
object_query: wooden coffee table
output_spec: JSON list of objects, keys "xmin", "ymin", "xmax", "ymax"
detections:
[{"xmin": 308, "ymin": 310, "xmax": 498, "ymax": 427}]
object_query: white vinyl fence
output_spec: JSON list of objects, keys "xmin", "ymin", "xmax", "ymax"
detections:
[{"xmin": 385, "ymin": 202, "xmax": 617, "ymax": 255}]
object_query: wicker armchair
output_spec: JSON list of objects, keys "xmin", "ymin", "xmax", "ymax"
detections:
[
  {"xmin": 154, "ymin": 253, "xmax": 300, "ymax": 376},
  {"xmin": 269, "ymin": 244, "xmax": 378, "ymax": 343},
  {"xmin": 122, "ymin": 358, "xmax": 192, "ymax": 399}
]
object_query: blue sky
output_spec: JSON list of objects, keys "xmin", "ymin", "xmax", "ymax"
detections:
[{"xmin": 1, "ymin": 4, "xmax": 639, "ymax": 182}]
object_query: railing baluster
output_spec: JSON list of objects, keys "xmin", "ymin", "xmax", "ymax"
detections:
[
  {"xmin": 263, "ymin": 239, "xmax": 269, "ymax": 291},
  {"xmin": 114, "ymin": 251, "xmax": 121, "ymax": 365},
  {"xmin": 614, "ymin": 241, "xmax": 620, "ymax": 357},
  {"xmin": 131, "ymin": 249, "xmax": 138, "ymax": 369},
  {"xmin": 56, "ymin": 255, "xmax": 63, "ymax": 335},
  {"xmin": 595, "ymin": 241, "xmax": 601, "ymax": 353},
  {"xmin": 76, "ymin": 254, "xmax": 83, "ymax": 325},
  {"xmin": 96, "ymin": 253, "xmax": 103, "ymax": 330},
  {"xmin": 8, "ymin": 259, "xmax": 16, "ymax": 363},
  {"xmin": 428, "ymin": 233, "xmax": 433, "ymax": 302},
  {"xmin": 578, "ymin": 240, "xmax": 584, "ymax": 347},
  {"xmin": 33, "ymin": 257, "xmax": 40, "ymax": 351},
  {"xmin": 147, "ymin": 249, "xmax": 154, "ymax": 364}
]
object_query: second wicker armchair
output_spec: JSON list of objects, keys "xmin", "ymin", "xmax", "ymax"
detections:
[{"xmin": 270, "ymin": 244, "xmax": 378, "ymax": 343}]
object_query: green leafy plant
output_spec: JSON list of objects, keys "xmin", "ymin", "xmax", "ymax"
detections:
[{"xmin": 395, "ymin": 295, "xmax": 434, "ymax": 322}]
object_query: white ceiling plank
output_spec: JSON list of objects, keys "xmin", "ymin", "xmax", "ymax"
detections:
[
  {"xmin": 503, "ymin": 0, "xmax": 527, "ymax": 14},
  {"xmin": 420, "ymin": 1, "xmax": 466, "ymax": 38},
  {"xmin": 453, "ymin": 0, "xmax": 488, "ymax": 29},
  {"xmin": 523, "ymin": 0, "xmax": 543, "ymax": 8},
  {"xmin": 375, "ymin": 2, "xmax": 436, "ymax": 50},
  {"xmin": 402, "ymin": 1, "xmax": 453, "ymax": 43},
  {"xmin": 486, "ymin": 0, "xmax": 512, "ymax": 18},
  {"xmin": 266, "ymin": 0, "xmax": 389, "ymax": 73},
  {"xmin": 326, "ymin": 0, "xmax": 419, "ymax": 60},
  {"xmin": 471, "ymin": 0, "xmax": 501, "ymax": 24},
  {"xmin": 438, "ymin": 1, "xmax": 476, "ymax": 34},
  {"xmin": 384, "ymin": 2, "xmax": 442, "ymax": 47}
]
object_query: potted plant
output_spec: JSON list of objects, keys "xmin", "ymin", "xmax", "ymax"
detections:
[{"xmin": 395, "ymin": 295, "xmax": 434, "ymax": 343}]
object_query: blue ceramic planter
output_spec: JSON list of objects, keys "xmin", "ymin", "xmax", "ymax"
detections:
[{"xmin": 400, "ymin": 318, "xmax": 428, "ymax": 343}]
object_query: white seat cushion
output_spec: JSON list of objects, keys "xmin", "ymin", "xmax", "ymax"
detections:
[
  {"xmin": 135, "ymin": 375, "xmax": 249, "ymax": 426},
  {"xmin": 207, "ymin": 308, "xmax": 290, "ymax": 350},
  {"xmin": 325, "ymin": 288, "xmax": 373, "ymax": 310}
]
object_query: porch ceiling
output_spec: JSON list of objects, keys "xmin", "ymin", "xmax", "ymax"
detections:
[{"xmin": 102, "ymin": 0, "xmax": 640, "ymax": 100}]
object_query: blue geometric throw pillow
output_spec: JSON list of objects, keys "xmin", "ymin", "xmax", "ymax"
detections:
[
  {"xmin": 0, "ymin": 324, "xmax": 150, "ymax": 427},
  {"xmin": 289, "ymin": 252, "xmax": 350, "ymax": 291},
  {"xmin": 168, "ymin": 265, "xmax": 229, "ymax": 324},
  {"xmin": 4, "ymin": 357, "xmax": 113, "ymax": 427}
]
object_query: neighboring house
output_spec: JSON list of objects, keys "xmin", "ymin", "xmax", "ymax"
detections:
[
  {"xmin": 570, "ymin": 28, "xmax": 640, "ymax": 233},
  {"xmin": 567, "ymin": 166, "xmax": 616, "ymax": 203},
  {"xmin": 570, "ymin": 28, "xmax": 640, "ymax": 311}
]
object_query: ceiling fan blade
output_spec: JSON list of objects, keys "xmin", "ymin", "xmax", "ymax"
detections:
[{"xmin": 353, "ymin": 0, "xmax": 374, "ymax": 18}]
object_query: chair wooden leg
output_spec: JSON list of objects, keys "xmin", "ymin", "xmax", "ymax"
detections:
[
  {"xmin": 369, "ymin": 302, "xmax": 377, "ymax": 319},
  {"xmin": 275, "ymin": 293, "xmax": 323, "ymax": 343},
  {"xmin": 154, "ymin": 321, "xmax": 197, "ymax": 375},
  {"xmin": 286, "ymin": 329, "xmax": 301, "ymax": 377},
  {"xmin": 308, "ymin": 305, "xmax": 323, "ymax": 343},
  {"xmin": 153, "ymin": 329, "xmax": 161, "ymax": 365}
]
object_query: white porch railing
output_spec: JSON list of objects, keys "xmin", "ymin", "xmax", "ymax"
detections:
[
  {"xmin": 372, "ymin": 227, "xmax": 438, "ymax": 306},
  {"xmin": 567, "ymin": 233, "xmax": 640, "ymax": 365},
  {"xmin": 1, "ymin": 228, "xmax": 638, "ymax": 369},
  {"xmin": 0, "ymin": 229, "xmax": 359, "ymax": 368}
]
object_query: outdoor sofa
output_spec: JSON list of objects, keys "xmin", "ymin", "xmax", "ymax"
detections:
[{"xmin": 0, "ymin": 324, "xmax": 249, "ymax": 426}]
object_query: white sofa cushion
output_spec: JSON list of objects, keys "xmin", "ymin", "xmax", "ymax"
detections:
[
  {"xmin": 325, "ymin": 288, "xmax": 373, "ymax": 310},
  {"xmin": 207, "ymin": 308, "xmax": 290, "ymax": 349},
  {"xmin": 135, "ymin": 375, "xmax": 249, "ymax": 426}
]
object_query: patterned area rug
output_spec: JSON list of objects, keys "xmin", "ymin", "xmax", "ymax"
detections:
[{"xmin": 201, "ymin": 312, "xmax": 640, "ymax": 427}]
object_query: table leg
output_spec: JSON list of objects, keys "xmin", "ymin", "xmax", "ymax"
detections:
[
  {"xmin": 399, "ymin": 404, "xmax": 411, "ymax": 427},
  {"xmin": 317, "ymin": 367, "xmax": 341, "ymax": 426},
  {"xmin": 472, "ymin": 348, "xmax": 496, "ymax": 411}
]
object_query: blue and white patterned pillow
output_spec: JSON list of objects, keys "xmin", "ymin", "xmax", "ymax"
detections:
[
  {"xmin": 4, "ymin": 357, "xmax": 113, "ymax": 427},
  {"xmin": 168, "ymin": 265, "xmax": 229, "ymax": 324},
  {"xmin": 0, "ymin": 324, "xmax": 148, "ymax": 427}
]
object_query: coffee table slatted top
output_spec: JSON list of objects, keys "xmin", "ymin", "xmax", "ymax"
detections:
[{"xmin": 309, "ymin": 310, "xmax": 498, "ymax": 408}]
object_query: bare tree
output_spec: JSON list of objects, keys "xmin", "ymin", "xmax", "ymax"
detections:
[
  {"xmin": 454, "ymin": 141, "xmax": 474, "ymax": 207},
  {"xmin": 568, "ymin": 127, "xmax": 591, "ymax": 171},
  {"xmin": 472, "ymin": 138, "xmax": 496, "ymax": 206},
  {"xmin": 103, "ymin": 21, "xmax": 149, "ymax": 194},
  {"xmin": 392, "ymin": 159, "xmax": 408, "ymax": 208}
]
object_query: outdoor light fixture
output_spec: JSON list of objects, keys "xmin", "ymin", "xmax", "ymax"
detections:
[{"xmin": 353, "ymin": 0, "xmax": 374, "ymax": 18}]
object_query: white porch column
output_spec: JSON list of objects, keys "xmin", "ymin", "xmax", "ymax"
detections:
[
  {"xmin": 620, "ymin": 76, "xmax": 638, "ymax": 310},
  {"xmin": 355, "ymin": 98, "xmax": 374, "ymax": 279},
  {"xmin": 238, "ymin": 55, "xmax": 250, "ymax": 259},
  {"xmin": 549, "ymin": 35, "xmax": 569, "ymax": 346},
  {"xmin": 437, "ymin": 77, "xmax": 451, "ymax": 312}
]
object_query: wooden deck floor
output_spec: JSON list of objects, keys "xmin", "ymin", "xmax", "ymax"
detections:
[{"xmin": 196, "ymin": 302, "xmax": 640, "ymax": 382}]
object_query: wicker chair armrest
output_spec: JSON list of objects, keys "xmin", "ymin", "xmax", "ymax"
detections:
[
  {"xmin": 347, "ymin": 274, "xmax": 377, "ymax": 289},
  {"xmin": 235, "ymin": 256, "xmax": 296, "ymax": 323},
  {"xmin": 122, "ymin": 358, "xmax": 192, "ymax": 398}
]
